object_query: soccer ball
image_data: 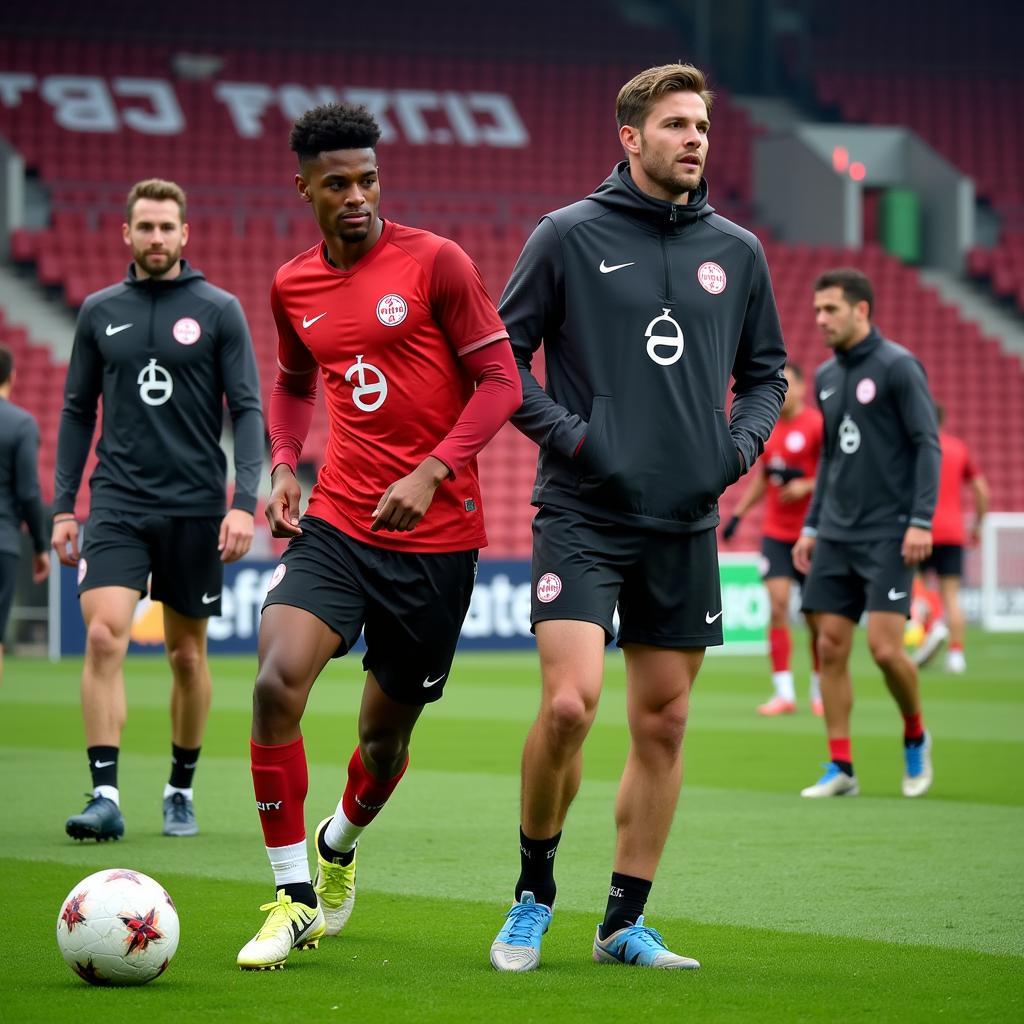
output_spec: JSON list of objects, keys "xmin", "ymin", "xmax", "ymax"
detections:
[{"xmin": 56, "ymin": 869, "xmax": 180, "ymax": 986}]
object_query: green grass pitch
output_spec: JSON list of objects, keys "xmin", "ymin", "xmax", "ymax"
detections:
[{"xmin": 1, "ymin": 628, "xmax": 1021, "ymax": 1021}]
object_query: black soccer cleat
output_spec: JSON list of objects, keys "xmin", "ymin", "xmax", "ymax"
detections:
[{"xmin": 65, "ymin": 794, "xmax": 125, "ymax": 842}]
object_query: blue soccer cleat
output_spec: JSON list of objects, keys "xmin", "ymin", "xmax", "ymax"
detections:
[
  {"xmin": 902, "ymin": 731, "xmax": 933, "ymax": 798},
  {"xmin": 593, "ymin": 916, "xmax": 700, "ymax": 969},
  {"xmin": 800, "ymin": 762, "xmax": 859, "ymax": 798},
  {"xmin": 489, "ymin": 891, "xmax": 552, "ymax": 972}
]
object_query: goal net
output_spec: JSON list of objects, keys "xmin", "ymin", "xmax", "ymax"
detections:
[{"xmin": 980, "ymin": 512, "xmax": 1024, "ymax": 632}]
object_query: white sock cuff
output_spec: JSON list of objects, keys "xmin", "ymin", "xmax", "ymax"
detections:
[
  {"xmin": 323, "ymin": 804, "xmax": 364, "ymax": 854},
  {"xmin": 267, "ymin": 840, "xmax": 310, "ymax": 886},
  {"xmin": 771, "ymin": 670, "xmax": 796, "ymax": 702},
  {"xmin": 164, "ymin": 784, "xmax": 194, "ymax": 800},
  {"xmin": 93, "ymin": 785, "xmax": 119, "ymax": 805}
]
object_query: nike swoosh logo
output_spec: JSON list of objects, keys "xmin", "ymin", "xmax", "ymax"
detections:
[
  {"xmin": 423, "ymin": 674, "xmax": 446, "ymax": 688},
  {"xmin": 819, "ymin": 387, "xmax": 836, "ymax": 401},
  {"xmin": 888, "ymin": 588, "xmax": 907, "ymax": 601},
  {"xmin": 93, "ymin": 760, "xmax": 116, "ymax": 768},
  {"xmin": 599, "ymin": 260, "xmax": 635, "ymax": 274},
  {"xmin": 705, "ymin": 610, "xmax": 724, "ymax": 624},
  {"xmin": 289, "ymin": 914, "xmax": 316, "ymax": 947},
  {"xmin": 302, "ymin": 312, "xmax": 327, "ymax": 328},
  {"xmin": 106, "ymin": 323, "xmax": 132, "ymax": 336},
  {"xmin": 201, "ymin": 592, "xmax": 220, "ymax": 604}
]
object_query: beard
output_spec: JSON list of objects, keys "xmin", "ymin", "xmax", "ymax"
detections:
[
  {"xmin": 134, "ymin": 245, "xmax": 181, "ymax": 277},
  {"xmin": 639, "ymin": 144, "xmax": 703, "ymax": 199}
]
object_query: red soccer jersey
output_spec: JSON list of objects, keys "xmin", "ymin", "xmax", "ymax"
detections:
[
  {"xmin": 931, "ymin": 431, "xmax": 980, "ymax": 545},
  {"xmin": 271, "ymin": 221, "xmax": 509, "ymax": 552},
  {"xmin": 761, "ymin": 405, "xmax": 824, "ymax": 543}
]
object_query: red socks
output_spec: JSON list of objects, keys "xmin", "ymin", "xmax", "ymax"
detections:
[
  {"xmin": 903, "ymin": 713, "xmax": 925, "ymax": 742},
  {"xmin": 251, "ymin": 737, "xmax": 308, "ymax": 847},
  {"xmin": 341, "ymin": 746, "xmax": 409, "ymax": 827},
  {"xmin": 769, "ymin": 627, "xmax": 792, "ymax": 673},
  {"xmin": 828, "ymin": 737, "xmax": 852, "ymax": 764}
]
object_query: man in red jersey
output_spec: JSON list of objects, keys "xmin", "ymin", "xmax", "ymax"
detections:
[
  {"xmin": 912, "ymin": 404, "xmax": 988, "ymax": 673},
  {"xmin": 237, "ymin": 103, "xmax": 521, "ymax": 971},
  {"xmin": 723, "ymin": 363, "xmax": 824, "ymax": 715}
]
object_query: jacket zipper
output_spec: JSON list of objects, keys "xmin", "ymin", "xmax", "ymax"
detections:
[{"xmin": 661, "ymin": 217, "xmax": 675, "ymax": 304}]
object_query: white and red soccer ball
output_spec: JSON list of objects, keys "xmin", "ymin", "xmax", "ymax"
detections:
[{"xmin": 56, "ymin": 869, "xmax": 179, "ymax": 986}]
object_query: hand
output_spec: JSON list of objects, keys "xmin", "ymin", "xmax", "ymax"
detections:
[
  {"xmin": 265, "ymin": 465, "xmax": 303, "ymax": 538},
  {"xmin": 51, "ymin": 517, "xmax": 80, "ymax": 568},
  {"xmin": 902, "ymin": 525, "xmax": 932, "ymax": 566},
  {"xmin": 969, "ymin": 522, "xmax": 982, "ymax": 548},
  {"xmin": 219, "ymin": 508, "xmax": 254, "ymax": 563},
  {"xmin": 779, "ymin": 478, "xmax": 814, "ymax": 504},
  {"xmin": 32, "ymin": 551, "xmax": 50, "ymax": 583},
  {"xmin": 792, "ymin": 535, "xmax": 816, "ymax": 575},
  {"xmin": 722, "ymin": 515, "xmax": 741, "ymax": 541},
  {"xmin": 371, "ymin": 456, "xmax": 449, "ymax": 533}
]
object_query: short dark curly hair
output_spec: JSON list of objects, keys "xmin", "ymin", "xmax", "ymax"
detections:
[{"xmin": 289, "ymin": 103, "xmax": 382, "ymax": 164}]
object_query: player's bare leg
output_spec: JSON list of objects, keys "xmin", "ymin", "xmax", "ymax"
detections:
[
  {"xmin": 760, "ymin": 576, "xmax": 797, "ymax": 715},
  {"xmin": 801, "ymin": 613, "xmax": 858, "ymax": 797},
  {"xmin": 161, "ymin": 607, "xmax": 211, "ymax": 836},
  {"xmin": 240, "ymin": 605, "xmax": 339, "ymax": 970},
  {"xmin": 592, "ymin": 643, "xmax": 702, "ymax": 969},
  {"xmin": 804, "ymin": 611, "xmax": 823, "ymax": 714},
  {"xmin": 491, "ymin": 620, "xmax": 604, "ymax": 972},
  {"xmin": 66, "ymin": 586, "xmax": 138, "ymax": 840},
  {"xmin": 867, "ymin": 611, "xmax": 932, "ymax": 796},
  {"xmin": 939, "ymin": 575, "xmax": 966, "ymax": 672}
]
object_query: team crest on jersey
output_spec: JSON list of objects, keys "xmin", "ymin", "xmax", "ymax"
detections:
[
  {"xmin": 856, "ymin": 377, "xmax": 877, "ymax": 404},
  {"xmin": 838, "ymin": 414, "xmax": 861, "ymax": 454},
  {"xmin": 172, "ymin": 317, "xmax": 202, "ymax": 345},
  {"xmin": 376, "ymin": 294, "xmax": 408, "ymax": 326},
  {"xmin": 697, "ymin": 261, "xmax": 727, "ymax": 294},
  {"xmin": 345, "ymin": 354, "xmax": 388, "ymax": 412},
  {"xmin": 784, "ymin": 430, "xmax": 807, "ymax": 453},
  {"xmin": 138, "ymin": 358, "xmax": 173, "ymax": 406},
  {"xmin": 267, "ymin": 564, "xmax": 286, "ymax": 590},
  {"xmin": 644, "ymin": 308, "xmax": 684, "ymax": 366},
  {"xmin": 536, "ymin": 572, "xmax": 562, "ymax": 603}
]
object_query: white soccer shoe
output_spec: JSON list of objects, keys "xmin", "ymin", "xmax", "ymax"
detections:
[
  {"xmin": 945, "ymin": 649, "xmax": 967, "ymax": 674},
  {"xmin": 313, "ymin": 817, "xmax": 356, "ymax": 936},
  {"xmin": 902, "ymin": 732, "xmax": 933, "ymax": 798},
  {"xmin": 237, "ymin": 891, "xmax": 325, "ymax": 970},
  {"xmin": 913, "ymin": 621, "xmax": 949, "ymax": 668},
  {"xmin": 800, "ymin": 763, "xmax": 859, "ymax": 798}
]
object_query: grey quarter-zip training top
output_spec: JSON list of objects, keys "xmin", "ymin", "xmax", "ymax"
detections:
[
  {"xmin": 54, "ymin": 260, "xmax": 264, "ymax": 518},
  {"xmin": 0, "ymin": 397, "xmax": 46, "ymax": 556},
  {"xmin": 500, "ymin": 162, "xmax": 788, "ymax": 533}
]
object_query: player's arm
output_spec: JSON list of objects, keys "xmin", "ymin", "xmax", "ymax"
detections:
[
  {"xmin": 52, "ymin": 302, "xmax": 103, "ymax": 566},
  {"xmin": 12, "ymin": 416, "xmax": 49, "ymax": 582},
  {"xmin": 722, "ymin": 464, "xmax": 766, "ymax": 540},
  {"xmin": 500, "ymin": 218, "xmax": 588, "ymax": 459},
  {"xmin": 216, "ymin": 297, "xmax": 264, "ymax": 562},
  {"xmin": 266, "ymin": 281, "xmax": 319, "ymax": 539},
  {"xmin": 728, "ymin": 240, "xmax": 788, "ymax": 475},
  {"xmin": 893, "ymin": 356, "xmax": 941, "ymax": 565},
  {"xmin": 968, "ymin": 471, "xmax": 989, "ymax": 547},
  {"xmin": 794, "ymin": 396, "xmax": 830, "ymax": 573}
]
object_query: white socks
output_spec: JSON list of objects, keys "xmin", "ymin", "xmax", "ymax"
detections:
[
  {"xmin": 809, "ymin": 672, "xmax": 822, "ymax": 703},
  {"xmin": 323, "ymin": 804, "xmax": 363, "ymax": 854},
  {"xmin": 771, "ymin": 670, "xmax": 796, "ymax": 703},
  {"xmin": 163, "ymin": 784, "xmax": 193, "ymax": 800},
  {"xmin": 93, "ymin": 785, "xmax": 119, "ymax": 805},
  {"xmin": 266, "ymin": 840, "xmax": 311, "ymax": 887}
]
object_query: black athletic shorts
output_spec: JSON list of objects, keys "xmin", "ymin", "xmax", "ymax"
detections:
[
  {"xmin": 919, "ymin": 543, "xmax": 964, "ymax": 578},
  {"xmin": 0, "ymin": 552, "xmax": 19, "ymax": 641},
  {"xmin": 78, "ymin": 508, "xmax": 224, "ymax": 618},
  {"xmin": 262, "ymin": 516, "xmax": 478, "ymax": 705},
  {"xmin": 530, "ymin": 504, "xmax": 723, "ymax": 648},
  {"xmin": 761, "ymin": 536, "xmax": 804, "ymax": 584},
  {"xmin": 801, "ymin": 536, "xmax": 913, "ymax": 621}
]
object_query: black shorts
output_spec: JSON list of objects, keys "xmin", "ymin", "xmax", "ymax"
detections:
[
  {"xmin": 920, "ymin": 544, "xmax": 964, "ymax": 578},
  {"xmin": 262, "ymin": 516, "xmax": 477, "ymax": 705},
  {"xmin": 530, "ymin": 504, "xmax": 723, "ymax": 648},
  {"xmin": 761, "ymin": 536, "xmax": 804, "ymax": 584},
  {"xmin": 78, "ymin": 509, "xmax": 224, "ymax": 618},
  {"xmin": 801, "ymin": 536, "xmax": 913, "ymax": 621},
  {"xmin": 0, "ymin": 552, "xmax": 19, "ymax": 641}
]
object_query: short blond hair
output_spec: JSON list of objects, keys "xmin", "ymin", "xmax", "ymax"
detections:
[
  {"xmin": 125, "ymin": 178, "xmax": 187, "ymax": 224},
  {"xmin": 616, "ymin": 63, "xmax": 713, "ymax": 129}
]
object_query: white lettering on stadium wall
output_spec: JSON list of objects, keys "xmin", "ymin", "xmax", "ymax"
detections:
[{"xmin": 0, "ymin": 73, "xmax": 529, "ymax": 147}]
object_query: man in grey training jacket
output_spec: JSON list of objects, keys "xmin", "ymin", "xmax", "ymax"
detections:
[
  {"xmin": 0, "ymin": 344, "xmax": 50, "ymax": 686},
  {"xmin": 794, "ymin": 268, "xmax": 940, "ymax": 800},
  {"xmin": 52, "ymin": 179, "xmax": 264, "ymax": 842},
  {"xmin": 489, "ymin": 63, "xmax": 787, "ymax": 972}
]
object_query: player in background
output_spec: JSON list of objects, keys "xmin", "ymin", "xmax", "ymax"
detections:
[
  {"xmin": 911, "ymin": 403, "xmax": 988, "ymax": 672},
  {"xmin": 723, "ymin": 362, "xmax": 823, "ymax": 715},
  {"xmin": 488, "ymin": 64, "xmax": 787, "ymax": 973},
  {"xmin": 0, "ymin": 344, "xmax": 50, "ymax": 685},
  {"xmin": 237, "ymin": 104, "xmax": 520, "ymax": 971},
  {"xmin": 53, "ymin": 179, "xmax": 264, "ymax": 841},
  {"xmin": 794, "ymin": 268, "xmax": 940, "ymax": 799}
]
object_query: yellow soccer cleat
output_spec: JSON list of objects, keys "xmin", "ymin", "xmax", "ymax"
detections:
[
  {"xmin": 237, "ymin": 891, "xmax": 325, "ymax": 970},
  {"xmin": 313, "ymin": 818, "xmax": 357, "ymax": 936}
]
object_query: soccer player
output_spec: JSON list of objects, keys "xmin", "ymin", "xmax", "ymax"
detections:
[
  {"xmin": 487, "ymin": 64, "xmax": 787, "ymax": 972},
  {"xmin": 912, "ymin": 404, "xmax": 988, "ymax": 673},
  {"xmin": 53, "ymin": 179, "xmax": 264, "ymax": 840},
  {"xmin": 794, "ymin": 268, "xmax": 940, "ymax": 799},
  {"xmin": 236, "ymin": 104, "xmax": 521, "ymax": 971},
  {"xmin": 0, "ymin": 344, "xmax": 50, "ymax": 684},
  {"xmin": 723, "ymin": 362, "xmax": 824, "ymax": 715}
]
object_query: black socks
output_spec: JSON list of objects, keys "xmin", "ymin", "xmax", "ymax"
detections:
[
  {"xmin": 515, "ymin": 828, "xmax": 561, "ymax": 908},
  {"xmin": 87, "ymin": 746, "xmax": 118, "ymax": 790},
  {"xmin": 601, "ymin": 871, "xmax": 652, "ymax": 937}
]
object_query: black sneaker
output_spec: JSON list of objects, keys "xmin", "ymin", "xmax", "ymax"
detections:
[{"xmin": 65, "ymin": 794, "xmax": 125, "ymax": 842}]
